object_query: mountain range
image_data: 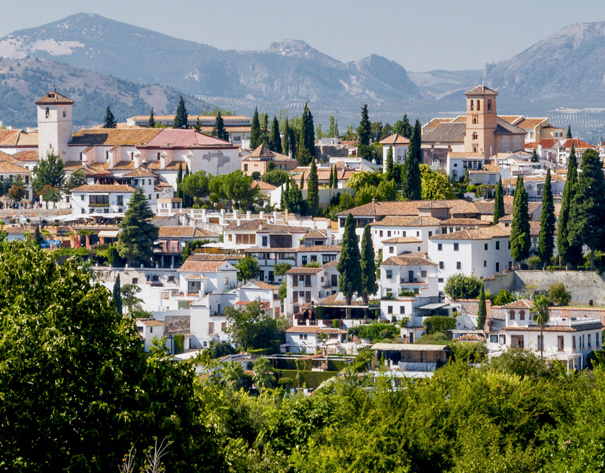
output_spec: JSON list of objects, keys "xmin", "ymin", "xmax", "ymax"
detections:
[{"xmin": 0, "ymin": 13, "xmax": 604, "ymax": 140}]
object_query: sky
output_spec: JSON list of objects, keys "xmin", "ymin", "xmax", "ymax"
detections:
[{"xmin": 1, "ymin": 0, "xmax": 604, "ymax": 71}]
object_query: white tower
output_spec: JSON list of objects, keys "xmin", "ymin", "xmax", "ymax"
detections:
[{"xmin": 35, "ymin": 91, "xmax": 74, "ymax": 162}]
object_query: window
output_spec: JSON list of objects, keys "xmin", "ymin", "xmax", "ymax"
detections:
[
  {"xmin": 484, "ymin": 243, "xmax": 488, "ymax": 251},
  {"xmin": 470, "ymin": 100, "xmax": 474, "ymax": 111},
  {"xmin": 496, "ymin": 262, "xmax": 500, "ymax": 272},
  {"xmin": 132, "ymin": 278, "xmax": 138, "ymax": 285},
  {"xmin": 438, "ymin": 244, "xmax": 442, "ymax": 251},
  {"xmin": 439, "ymin": 261, "xmax": 444, "ymax": 269},
  {"xmin": 487, "ymin": 99, "xmax": 492, "ymax": 111},
  {"xmin": 438, "ymin": 278, "xmax": 444, "ymax": 283},
  {"xmin": 490, "ymin": 335, "xmax": 498, "ymax": 343},
  {"xmin": 573, "ymin": 336, "xmax": 576, "ymax": 349},
  {"xmin": 508, "ymin": 241, "xmax": 511, "ymax": 249},
  {"xmin": 80, "ymin": 194, "xmax": 84, "ymax": 201},
  {"xmin": 150, "ymin": 327, "xmax": 153, "ymax": 334},
  {"xmin": 472, "ymin": 132, "xmax": 478, "ymax": 140},
  {"xmin": 509, "ymin": 310, "xmax": 515, "ymax": 321},
  {"xmin": 558, "ymin": 336, "xmax": 564, "ymax": 351},
  {"xmin": 511, "ymin": 335, "xmax": 524, "ymax": 348},
  {"xmin": 496, "ymin": 241, "xmax": 500, "ymax": 250},
  {"xmin": 429, "ymin": 231, "xmax": 432, "ymax": 237},
  {"xmin": 416, "ymin": 231, "xmax": 420, "ymax": 237},
  {"xmin": 389, "ymin": 247, "xmax": 394, "ymax": 254},
  {"xmin": 483, "ymin": 260, "xmax": 487, "ymax": 267},
  {"xmin": 400, "ymin": 306, "xmax": 405, "ymax": 314},
  {"xmin": 302, "ymin": 256, "xmax": 307, "ymax": 265},
  {"xmin": 499, "ymin": 335, "xmax": 506, "ymax": 344},
  {"xmin": 454, "ymin": 243, "xmax": 459, "ymax": 251},
  {"xmin": 388, "ymin": 306, "xmax": 393, "ymax": 314},
  {"xmin": 386, "ymin": 270, "xmax": 393, "ymax": 279},
  {"xmin": 477, "ymin": 100, "xmax": 481, "ymax": 111},
  {"xmin": 224, "ymin": 277, "xmax": 229, "ymax": 285},
  {"xmin": 519, "ymin": 310, "xmax": 525, "ymax": 321},
  {"xmin": 456, "ymin": 262, "xmax": 462, "ymax": 270},
  {"xmin": 45, "ymin": 107, "xmax": 49, "ymax": 118},
  {"xmin": 472, "ymin": 117, "xmax": 477, "ymax": 124},
  {"xmin": 63, "ymin": 110, "xmax": 66, "ymax": 117},
  {"xmin": 262, "ymin": 236, "xmax": 268, "ymax": 246},
  {"xmin": 588, "ymin": 334, "xmax": 592, "ymax": 348},
  {"xmin": 208, "ymin": 322, "xmax": 214, "ymax": 335},
  {"xmin": 379, "ymin": 230, "xmax": 383, "ymax": 237},
  {"xmin": 597, "ymin": 332, "xmax": 601, "ymax": 347},
  {"xmin": 387, "ymin": 231, "xmax": 391, "ymax": 237},
  {"xmin": 420, "ymin": 271, "xmax": 427, "ymax": 278}
]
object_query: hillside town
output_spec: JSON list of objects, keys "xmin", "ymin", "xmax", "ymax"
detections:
[{"xmin": 0, "ymin": 85, "xmax": 601, "ymax": 379}]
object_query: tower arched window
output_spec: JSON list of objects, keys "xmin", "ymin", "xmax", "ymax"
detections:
[
  {"xmin": 519, "ymin": 310, "xmax": 526, "ymax": 321},
  {"xmin": 470, "ymin": 100, "xmax": 474, "ymax": 111},
  {"xmin": 45, "ymin": 107, "xmax": 49, "ymax": 118},
  {"xmin": 472, "ymin": 117, "xmax": 477, "ymax": 124},
  {"xmin": 477, "ymin": 100, "xmax": 481, "ymax": 111},
  {"xmin": 472, "ymin": 132, "xmax": 478, "ymax": 140},
  {"xmin": 63, "ymin": 110, "xmax": 66, "ymax": 118},
  {"xmin": 487, "ymin": 99, "xmax": 492, "ymax": 111},
  {"xmin": 509, "ymin": 310, "xmax": 515, "ymax": 321}
]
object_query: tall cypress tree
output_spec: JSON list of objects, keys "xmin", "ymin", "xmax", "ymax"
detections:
[
  {"xmin": 538, "ymin": 169, "xmax": 556, "ymax": 267},
  {"xmin": 493, "ymin": 176, "xmax": 505, "ymax": 225},
  {"xmin": 103, "ymin": 106, "xmax": 117, "ymax": 128},
  {"xmin": 570, "ymin": 149, "xmax": 605, "ymax": 270},
  {"xmin": 307, "ymin": 157, "xmax": 319, "ymax": 216},
  {"xmin": 357, "ymin": 104, "xmax": 371, "ymax": 147},
  {"xmin": 213, "ymin": 111, "xmax": 228, "ymax": 140},
  {"xmin": 250, "ymin": 107, "xmax": 260, "ymax": 149},
  {"xmin": 270, "ymin": 116, "xmax": 283, "ymax": 154},
  {"xmin": 118, "ymin": 188, "xmax": 159, "ymax": 266},
  {"xmin": 360, "ymin": 225, "xmax": 377, "ymax": 305},
  {"xmin": 386, "ymin": 146, "xmax": 394, "ymax": 180},
  {"xmin": 113, "ymin": 274, "xmax": 123, "ymax": 316},
  {"xmin": 477, "ymin": 284, "xmax": 486, "ymax": 331},
  {"xmin": 260, "ymin": 114, "xmax": 270, "ymax": 147},
  {"xmin": 147, "ymin": 108, "xmax": 156, "ymax": 128},
  {"xmin": 510, "ymin": 176, "xmax": 531, "ymax": 266},
  {"xmin": 283, "ymin": 118, "xmax": 291, "ymax": 156},
  {"xmin": 558, "ymin": 144, "xmax": 582, "ymax": 268},
  {"xmin": 566, "ymin": 125, "xmax": 572, "ymax": 139},
  {"xmin": 401, "ymin": 119, "xmax": 422, "ymax": 200},
  {"xmin": 176, "ymin": 162, "xmax": 183, "ymax": 200},
  {"xmin": 337, "ymin": 214, "xmax": 362, "ymax": 306},
  {"xmin": 183, "ymin": 165, "xmax": 192, "ymax": 208},
  {"xmin": 173, "ymin": 96, "xmax": 188, "ymax": 128}
]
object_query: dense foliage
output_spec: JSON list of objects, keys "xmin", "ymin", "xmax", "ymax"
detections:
[{"xmin": 444, "ymin": 273, "xmax": 482, "ymax": 300}]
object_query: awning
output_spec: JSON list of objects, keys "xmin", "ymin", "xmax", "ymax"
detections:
[
  {"xmin": 98, "ymin": 230, "xmax": 119, "ymax": 238},
  {"xmin": 417, "ymin": 303, "xmax": 448, "ymax": 310}
]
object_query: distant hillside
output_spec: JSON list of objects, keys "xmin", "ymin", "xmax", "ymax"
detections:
[
  {"xmin": 407, "ymin": 70, "xmax": 483, "ymax": 99},
  {"xmin": 0, "ymin": 57, "xmax": 211, "ymax": 128},
  {"xmin": 0, "ymin": 13, "xmax": 422, "ymax": 104}
]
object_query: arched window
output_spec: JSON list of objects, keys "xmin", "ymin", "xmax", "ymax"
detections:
[
  {"xmin": 62, "ymin": 110, "xmax": 66, "ymax": 118},
  {"xmin": 45, "ymin": 107, "xmax": 49, "ymax": 118},
  {"xmin": 470, "ymin": 100, "xmax": 474, "ymax": 111},
  {"xmin": 472, "ymin": 132, "xmax": 478, "ymax": 140},
  {"xmin": 487, "ymin": 99, "xmax": 492, "ymax": 111},
  {"xmin": 509, "ymin": 310, "xmax": 515, "ymax": 321},
  {"xmin": 519, "ymin": 310, "xmax": 526, "ymax": 321},
  {"xmin": 472, "ymin": 117, "xmax": 477, "ymax": 124},
  {"xmin": 477, "ymin": 100, "xmax": 481, "ymax": 111}
]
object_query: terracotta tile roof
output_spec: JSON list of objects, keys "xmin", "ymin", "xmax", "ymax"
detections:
[
  {"xmin": 499, "ymin": 115, "xmax": 524, "ymax": 124},
  {"xmin": 539, "ymin": 139, "xmax": 560, "ymax": 149},
  {"xmin": 496, "ymin": 118, "xmax": 526, "ymax": 135},
  {"xmin": 381, "ymin": 236, "xmax": 422, "ymax": 244},
  {"xmin": 143, "ymin": 129, "xmax": 236, "ymax": 148},
  {"xmin": 380, "ymin": 133, "xmax": 410, "ymax": 145},
  {"xmin": 452, "ymin": 115, "xmax": 467, "ymax": 123},
  {"xmin": 0, "ymin": 161, "xmax": 30, "ymax": 174},
  {"xmin": 71, "ymin": 184, "xmax": 135, "ymax": 193},
  {"xmin": 515, "ymin": 118, "xmax": 548, "ymax": 129},
  {"xmin": 136, "ymin": 318, "xmax": 164, "ymax": 327},
  {"xmin": 322, "ymin": 259, "xmax": 339, "ymax": 269},
  {"xmin": 561, "ymin": 138, "xmax": 596, "ymax": 150},
  {"xmin": 0, "ymin": 129, "xmax": 38, "ymax": 147},
  {"xmin": 465, "ymin": 85, "xmax": 498, "ymax": 96},
  {"xmin": 382, "ymin": 255, "xmax": 437, "ymax": 266},
  {"xmin": 525, "ymin": 142, "xmax": 540, "ymax": 149},
  {"xmin": 316, "ymin": 292, "xmax": 367, "ymax": 307},
  {"xmin": 110, "ymin": 161, "xmax": 136, "ymax": 170},
  {"xmin": 187, "ymin": 253, "xmax": 244, "ymax": 261},
  {"xmin": 423, "ymin": 118, "xmax": 452, "ymax": 131},
  {"xmin": 502, "ymin": 322, "xmax": 604, "ymax": 332},
  {"xmin": 496, "ymin": 299, "xmax": 533, "ymax": 309},
  {"xmin": 304, "ymin": 230, "xmax": 327, "ymax": 239},
  {"xmin": 122, "ymin": 168, "xmax": 158, "ymax": 177},
  {"xmin": 286, "ymin": 326, "xmax": 347, "ymax": 334},
  {"xmin": 297, "ymin": 245, "xmax": 341, "ymax": 252},
  {"xmin": 35, "ymin": 91, "xmax": 74, "ymax": 104},
  {"xmin": 158, "ymin": 226, "xmax": 219, "ymax": 238},
  {"xmin": 369, "ymin": 215, "xmax": 442, "ymax": 227},
  {"xmin": 483, "ymin": 164, "xmax": 500, "ymax": 172},
  {"xmin": 249, "ymin": 281, "xmax": 280, "ymax": 290},
  {"xmin": 431, "ymin": 226, "xmax": 510, "ymax": 241},
  {"xmin": 251, "ymin": 180, "xmax": 277, "ymax": 190},
  {"xmin": 448, "ymin": 152, "xmax": 484, "ymax": 158},
  {"xmin": 286, "ymin": 267, "xmax": 323, "ymax": 275},
  {"xmin": 457, "ymin": 333, "xmax": 486, "ymax": 342},
  {"xmin": 421, "ymin": 122, "xmax": 466, "ymax": 143},
  {"xmin": 179, "ymin": 260, "xmax": 229, "ymax": 272},
  {"xmin": 0, "ymin": 151, "xmax": 21, "ymax": 164},
  {"xmin": 12, "ymin": 150, "xmax": 38, "ymax": 161},
  {"xmin": 147, "ymin": 161, "xmax": 182, "ymax": 171},
  {"xmin": 70, "ymin": 128, "xmax": 162, "ymax": 146},
  {"xmin": 440, "ymin": 218, "xmax": 490, "ymax": 226},
  {"xmin": 339, "ymin": 199, "xmax": 480, "ymax": 219},
  {"xmin": 226, "ymin": 219, "xmax": 309, "ymax": 233}
]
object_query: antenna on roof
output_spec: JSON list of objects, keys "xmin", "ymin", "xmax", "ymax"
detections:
[{"xmin": 53, "ymin": 80, "xmax": 56, "ymax": 92}]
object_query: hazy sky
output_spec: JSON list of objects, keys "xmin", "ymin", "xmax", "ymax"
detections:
[{"xmin": 2, "ymin": 0, "xmax": 604, "ymax": 71}]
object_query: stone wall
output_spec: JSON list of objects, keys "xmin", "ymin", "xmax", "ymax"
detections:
[{"xmin": 484, "ymin": 270, "xmax": 605, "ymax": 306}]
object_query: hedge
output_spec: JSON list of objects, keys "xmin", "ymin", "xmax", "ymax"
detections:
[{"xmin": 274, "ymin": 369, "xmax": 338, "ymax": 389}]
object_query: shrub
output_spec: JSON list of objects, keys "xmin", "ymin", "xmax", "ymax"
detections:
[
  {"xmin": 527, "ymin": 255, "xmax": 542, "ymax": 269},
  {"xmin": 548, "ymin": 283, "xmax": 571, "ymax": 306},
  {"xmin": 174, "ymin": 334, "xmax": 185, "ymax": 354},
  {"xmin": 416, "ymin": 332, "xmax": 449, "ymax": 344},
  {"xmin": 493, "ymin": 289, "xmax": 515, "ymax": 306},
  {"xmin": 444, "ymin": 274, "xmax": 482, "ymax": 300},
  {"xmin": 466, "ymin": 184, "xmax": 477, "ymax": 193},
  {"xmin": 423, "ymin": 316, "xmax": 456, "ymax": 335}
]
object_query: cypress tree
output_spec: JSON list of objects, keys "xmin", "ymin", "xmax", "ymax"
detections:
[
  {"xmin": 260, "ymin": 114, "xmax": 270, "ymax": 147},
  {"xmin": 305, "ymin": 104, "xmax": 315, "ymax": 155},
  {"xmin": 173, "ymin": 96, "xmax": 188, "ymax": 128},
  {"xmin": 569, "ymin": 149, "xmax": 605, "ymax": 270},
  {"xmin": 307, "ymin": 157, "xmax": 319, "ymax": 216},
  {"xmin": 103, "ymin": 106, "xmax": 117, "ymax": 128},
  {"xmin": 183, "ymin": 165, "xmax": 192, "ymax": 207},
  {"xmin": 566, "ymin": 125, "xmax": 572, "ymax": 139},
  {"xmin": 34, "ymin": 224, "xmax": 42, "ymax": 246},
  {"xmin": 328, "ymin": 166, "xmax": 334, "ymax": 189},
  {"xmin": 493, "ymin": 176, "xmax": 505, "ymax": 225},
  {"xmin": 250, "ymin": 108, "xmax": 260, "ymax": 150},
  {"xmin": 337, "ymin": 214, "xmax": 362, "ymax": 306},
  {"xmin": 213, "ymin": 111, "xmax": 228, "ymax": 141},
  {"xmin": 118, "ymin": 188, "xmax": 159, "ymax": 266},
  {"xmin": 401, "ymin": 119, "xmax": 422, "ymax": 200},
  {"xmin": 538, "ymin": 169, "xmax": 556, "ymax": 268},
  {"xmin": 283, "ymin": 118, "xmax": 291, "ymax": 156},
  {"xmin": 477, "ymin": 284, "xmax": 486, "ymax": 331},
  {"xmin": 113, "ymin": 274, "xmax": 123, "ymax": 316},
  {"xmin": 386, "ymin": 146, "xmax": 394, "ymax": 180},
  {"xmin": 147, "ymin": 108, "xmax": 155, "ymax": 128},
  {"xmin": 357, "ymin": 104, "xmax": 371, "ymax": 147},
  {"xmin": 510, "ymin": 176, "xmax": 531, "ymax": 266},
  {"xmin": 299, "ymin": 172, "xmax": 304, "ymax": 192},
  {"xmin": 558, "ymin": 145, "xmax": 582, "ymax": 268},
  {"xmin": 176, "ymin": 162, "xmax": 183, "ymax": 200},
  {"xmin": 270, "ymin": 116, "xmax": 282, "ymax": 153},
  {"xmin": 360, "ymin": 225, "xmax": 377, "ymax": 305}
]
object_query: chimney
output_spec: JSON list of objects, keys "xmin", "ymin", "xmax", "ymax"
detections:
[
  {"xmin": 232, "ymin": 210, "xmax": 237, "ymax": 219},
  {"xmin": 246, "ymin": 210, "xmax": 251, "ymax": 220},
  {"xmin": 260, "ymin": 211, "xmax": 265, "ymax": 219},
  {"xmin": 273, "ymin": 211, "xmax": 278, "ymax": 224}
]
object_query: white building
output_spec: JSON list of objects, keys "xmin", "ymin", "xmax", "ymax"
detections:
[
  {"xmin": 446, "ymin": 152, "xmax": 486, "ymax": 181},
  {"xmin": 370, "ymin": 216, "xmax": 442, "ymax": 254},
  {"xmin": 71, "ymin": 184, "xmax": 134, "ymax": 215},
  {"xmin": 379, "ymin": 254, "xmax": 439, "ymax": 300},
  {"xmin": 380, "ymin": 134, "xmax": 409, "ymax": 172}
]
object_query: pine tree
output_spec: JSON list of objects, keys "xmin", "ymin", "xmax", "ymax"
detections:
[
  {"xmin": 510, "ymin": 176, "xmax": 531, "ymax": 266},
  {"xmin": 538, "ymin": 169, "xmax": 556, "ymax": 268},
  {"xmin": 566, "ymin": 125, "xmax": 572, "ymax": 139},
  {"xmin": 34, "ymin": 224, "xmax": 42, "ymax": 246},
  {"xmin": 386, "ymin": 146, "xmax": 394, "ymax": 180},
  {"xmin": 118, "ymin": 187, "xmax": 159, "ymax": 266},
  {"xmin": 360, "ymin": 225, "xmax": 377, "ymax": 305},
  {"xmin": 357, "ymin": 104, "xmax": 371, "ymax": 146},
  {"xmin": 103, "ymin": 106, "xmax": 116, "ymax": 129},
  {"xmin": 569, "ymin": 149, "xmax": 605, "ymax": 270},
  {"xmin": 173, "ymin": 96, "xmax": 188, "ymax": 128},
  {"xmin": 270, "ymin": 116, "xmax": 283, "ymax": 154},
  {"xmin": 113, "ymin": 274, "xmax": 123, "ymax": 316},
  {"xmin": 176, "ymin": 162, "xmax": 183, "ymax": 200},
  {"xmin": 250, "ymin": 108, "xmax": 260, "ymax": 150},
  {"xmin": 337, "ymin": 214, "xmax": 362, "ymax": 306},
  {"xmin": 493, "ymin": 176, "xmax": 505, "ymax": 225},
  {"xmin": 307, "ymin": 157, "xmax": 319, "ymax": 216},
  {"xmin": 183, "ymin": 165, "xmax": 193, "ymax": 207},
  {"xmin": 477, "ymin": 284, "xmax": 486, "ymax": 331},
  {"xmin": 148, "ymin": 108, "xmax": 156, "ymax": 128},
  {"xmin": 260, "ymin": 114, "xmax": 270, "ymax": 147},
  {"xmin": 213, "ymin": 111, "xmax": 228, "ymax": 140},
  {"xmin": 401, "ymin": 119, "xmax": 422, "ymax": 200},
  {"xmin": 558, "ymin": 144, "xmax": 582, "ymax": 268}
]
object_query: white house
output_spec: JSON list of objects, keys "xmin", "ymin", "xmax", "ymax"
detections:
[
  {"xmin": 284, "ymin": 325, "xmax": 348, "ymax": 354},
  {"xmin": 371, "ymin": 215, "xmax": 442, "ymax": 255},
  {"xmin": 176, "ymin": 257, "xmax": 238, "ymax": 309},
  {"xmin": 70, "ymin": 184, "xmax": 134, "ymax": 215},
  {"xmin": 136, "ymin": 318, "xmax": 166, "ymax": 352},
  {"xmin": 380, "ymin": 134, "xmax": 409, "ymax": 172},
  {"xmin": 379, "ymin": 254, "xmax": 439, "ymax": 300},
  {"xmin": 446, "ymin": 152, "xmax": 486, "ymax": 181}
]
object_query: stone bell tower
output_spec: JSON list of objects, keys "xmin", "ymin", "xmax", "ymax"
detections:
[
  {"xmin": 35, "ymin": 90, "xmax": 74, "ymax": 162},
  {"xmin": 464, "ymin": 85, "xmax": 498, "ymax": 158}
]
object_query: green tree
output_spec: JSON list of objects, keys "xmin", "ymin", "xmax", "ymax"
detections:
[
  {"xmin": 213, "ymin": 111, "xmax": 228, "ymax": 141},
  {"xmin": 570, "ymin": 149, "xmax": 605, "ymax": 270},
  {"xmin": 444, "ymin": 273, "xmax": 482, "ymax": 300},
  {"xmin": 120, "ymin": 283, "xmax": 143, "ymax": 313},
  {"xmin": 118, "ymin": 188, "xmax": 159, "ymax": 267},
  {"xmin": 8, "ymin": 184, "xmax": 25, "ymax": 203},
  {"xmin": 270, "ymin": 116, "xmax": 283, "ymax": 153},
  {"xmin": 32, "ymin": 150, "xmax": 65, "ymax": 204},
  {"xmin": 173, "ymin": 96, "xmax": 188, "ymax": 128},
  {"xmin": 493, "ymin": 289, "xmax": 515, "ymax": 306},
  {"xmin": 401, "ymin": 119, "xmax": 422, "ymax": 200},
  {"xmin": 33, "ymin": 223, "xmax": 43, "ymax": 246},
  {"xmin": 328, "ymin": 115, "xmax": 339, "ymax": 138},
  {"xmin": 547, "ymin": 283, "xmax": 571, "ymax": 306},
  {"xmin": 274, "ymin": 262, "xmax": 292, "ymax": 277},
  {"xmin": 103, "ymin": 105, "xmax": 116, "ymax": 128},
  {"xmin": 179, "ymin": 170, "xmax": 211, "ymax": 206},
  {"xmin": 338, "ymin": 214, "xmax": 362, "ymax": 306},
  {"xmin": 477, "ymin": 284, "xmax": 487, "ymax": 331},
  {"xmin": 250, "ymin": 107, "xmax": 261, "ymax": 150},
  {"xmin": 510, "ymin": 176, "xmax": 531, "ymax": 266},
  {"xmin": 538, "ymin": 169, "xmax": 556, "ymax": 267},
  {"xmin": 225, "ymin": 300, "xmax": 285, "ymax": 351},
  {"xmin": 297, "ymin": 103, "xmax": 315, "ymax": 165},
  {"xmin": 558, "ymin": 145, "xmax": 583, "ymax": 268},
  {"xmin": 360, "ymin": 225, "xmax": 377, "ymax": 304},
  {"xmin": 307, "ymin": 157, "xmax": 319, "ymax": 216},
  {"xmin": 113, "ymin": 274, "xmax": 123, "ymax": 315},
  {"xmin": 420, "ymin": 164, "xmax": 455, "ymax": 200},
  {"xmin": 181, "ymin": 239, "xmax": 210, "ymax": 261},
  {"xmin": 357, "ymin": 104, "xmax": 371, "ymax": 147},
  {"xmin": 385, "ymin": 146, "xmax": 394, "ymax": 181},
  {"xmin": 234, "ymin": 254, "xmax": 259, "ymax": 284},
  {"xmin": 64, "ymin": 168, "xmax": 87, "ymax": 194},
  {"xmin": 260, "ymin": 113, "xmax": 270, "ymax": 147},
  {"xmin": 148, "ymin": 107, "xmax": 156, "ymax": 128},
  {"xmin": 566, "ymin": 125, "xmax": 572, "ymax": 139},
  {"xmin": 176, "ymin": 162, "xmax": 184, "ymax": 200},
  {"xmin": 393, "ymin": 113, "xmax": 413, "ymax": 138},
  {"xmin": 252, "ymin": 357, "xmax": 274, "ymax": 391},
  {"xmin": 530, "ymin": 295, "xmax": 550, "ymax": 359},
  {"xmin": 493, "ymin": 176, "xmax": 505, "ymax": 225}
]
